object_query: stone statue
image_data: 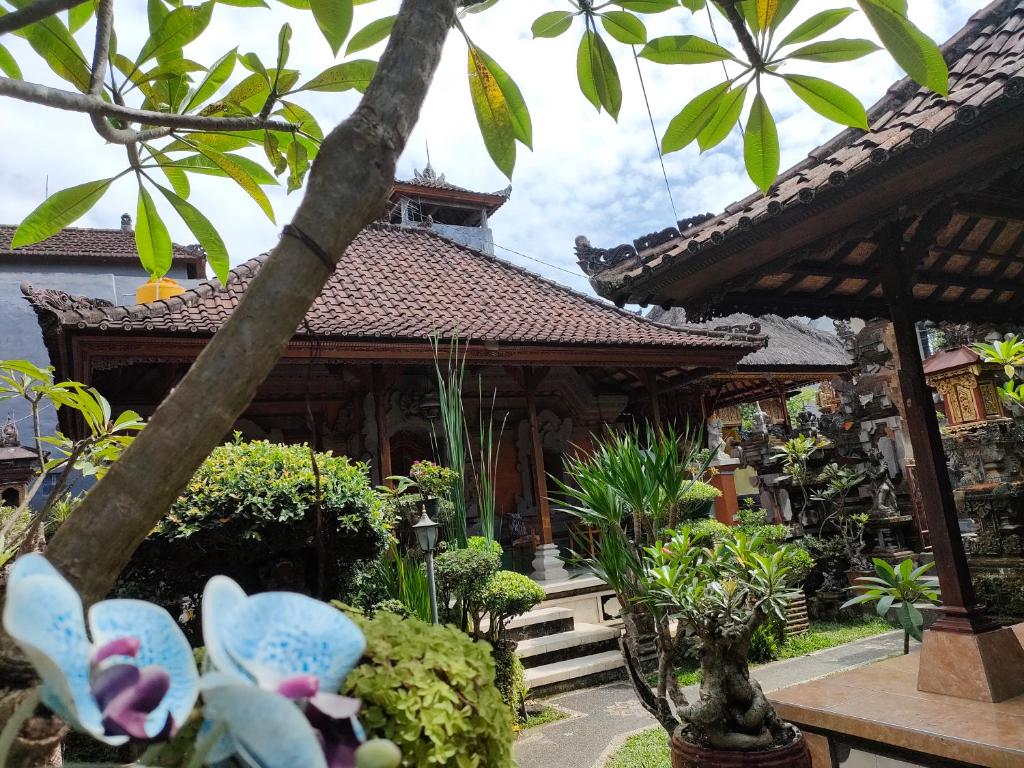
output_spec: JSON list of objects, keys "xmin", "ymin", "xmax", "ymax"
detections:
[
  {"xmin": 707, "ymin": 416, "xmax": 727, "ymax": 459},
  {"xmin": 866, "ymin": 447, "xmax": 900, "ymax": 517},
  {"xmin": 751, "ymin": 405, "xmax": 769, "ymax": 435},
  {"xmin": 1, "ymin": 414, "xmax": 18, "ymax": 447}
]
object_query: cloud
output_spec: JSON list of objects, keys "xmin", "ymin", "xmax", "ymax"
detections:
[{"xmin": 0, "ymin": 1, "xmax": 981, "ymax": 299}]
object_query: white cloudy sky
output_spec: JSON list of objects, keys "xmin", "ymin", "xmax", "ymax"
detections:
[{"xmin": 0, "ymin": 1, "xmax": 981, "ymax": 297}]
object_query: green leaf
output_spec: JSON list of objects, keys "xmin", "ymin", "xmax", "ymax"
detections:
[
  {"xmin": 16, "ymin": 11, "xmax": 91, "ymax": 91},
  {"xmin": 577, "ymin": 28, "xmax": 622, "ymax": 119},
  {"xmin": 661, "ymin": 81, "xmax": 729, "ymax": 153},
  {"xmin": 183, "ymin": 48, "xmax": 237, "ymax": 112},
  {"xmin": 639, "ymin": 35, "xmax": 736, "ymax": 64},
  {"xmin": 0, "ymin": 43, "xmax": 21, "ymax": 78},
  {"xmin": 346, "ymin": 15, "xmax": 395, "ymax": 54},
  {"xmin": 744, "ymin": 92, "xmax": 779, "ymax": 193},
  {"xmin": 137, "ymin": 2, "xmax": 214, "ymax": 66},
  {"xmin": 788, "ymin": 38, "xmax": 881, "ymax": 63},
  {"xmin": 470, "ymin": 46, "xmax": 532, "ymax": 149},
  {"xmin": 697, "ymin": 82, "xmax": 747, "ymax": 152},
  {"xmin": 11, "ymin": 178, "xmax": 114, "ymax": 248},
  {"xmin": 680, "ymin": 0, "xmax": 706, "ymax": 10},
  {"xmin": 168, "ymin": 153, "xmax": 279, "ymax": 186},
  {"xmin": 468, "ymin": 46, "xmax": 516, "ymax": 179},
  {"xmin": 783, "ymin": 74, "xmax": 868, "ymax": 129},
  {"xmin": 239, "ymin": 52, "xmax": 270, "ymax": 84},
  {"xmin": 310, "ymin": 0, "xmax": 354, "ymax": 56},
  {"xmin": 277, "ymin": 22, "xmax": 292, "ymax": 71},
  {"xmin": 756, "ymin": 0, "xmax": 779, "ymax": 30},
  {"xmin": 135, "ymin": 184, "xmax": 173, "ymax": 279},
  {"xmin": 147, "ymin": 146, "xmax": 191, "ymax": 199},
  {"xmin": 777, "ymin": 8, "xmax": 855, "ymax": 48},
  {"xmin": 857, "ymin": 0, "xmax": 948, "ymax": 95},
  {"xmin": 295, "ymin": 60, "xmax": 377, "ymax": 93},
  {"xmin": 286, "ymin": 139, "xmax": 309, "ymax": 193},
  {"xmin": 532, "ymin": 11, "xmax": 574, "ymax": 39},
  {"xmin": 768, "ymin": 0, "xmax": 798, "ymax": 31},
  {"xmin": 154, "ymin": 183, "xmax": 230, "ymax": 283},
  {"xmin": 68, "ymin": 2, "xmax": 94, "ymax": 33},
  {"xmin": 193, "ymin": 145, "xmax": 275, "ymax": 222},
  {"xmin": 614, "ymin": 0, "xmax": 678, "ymax": 13},
  {"xmin": 601, "ymin": 11, "xmax": 647, "ymax": 45}
]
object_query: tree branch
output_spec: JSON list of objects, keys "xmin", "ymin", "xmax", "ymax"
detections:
[
  {"xmin": 44, "ymin": 0, "xmax": 459, "ymax": 606},
  {"xmin": 719, "ymin": 0, "xmax": 764, "ymax": 69},
  {"xmin": 0, "ymin": 0, "xmax": 80, "ymax": 36},
  {"xmin": 0, "ymin": 77, "xmax": 296, "ymax": 141}
]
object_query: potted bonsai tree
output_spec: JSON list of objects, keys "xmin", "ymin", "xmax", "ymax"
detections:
[
  {"xmin": 644, "ymin": 529, "xmax": 810, "ymax": 766},
  {"xmin": 557, "ymin": 425, "xmax": 811, "ymax": 768}
]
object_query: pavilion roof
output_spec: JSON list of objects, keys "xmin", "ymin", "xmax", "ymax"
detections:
[
  {"xmin": 1, "ymin": 223, "xmax": 206, "ymax": 271},
  {"xmin": 579, "ymin": 0, "xmax": 1024, "ymax": 322},
  {"xmin": 23, "ymin": 223, "xmax": 762, "ymax": 360},
  {"xmin": 390, "ymin": 164, "xmax": 511, "ymax": 215}
]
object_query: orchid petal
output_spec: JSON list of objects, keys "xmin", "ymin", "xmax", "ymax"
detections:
[
  {"xmin": 2, "ymin": 555, "xmax": 110, "ymax": 741},
  {"xmin": 201, "ymin": 576, "xmax": 251, "ymax": 682},
  {"xmin": 223, "ymin": 592, "xmax": 365, "ymax": 691},
  {"xmin": 89, "ymin": 599, "xmax": 199, "ymax": 738},
  {"xmin": 203, "ymin": 683, "xmax": 328, "ymax": 768},
  {"xmin": 198, "ymin": 718, "xmax": 239, "ymax": 764},
  {"xmin": 99, "ymin": 665, "xmax": 173, "ymax": 742}
]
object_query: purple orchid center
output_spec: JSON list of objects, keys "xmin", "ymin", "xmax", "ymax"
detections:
[
  {"xmin": 88, "ymin": 636, "xmax": 175, "ymax": 743},
  {"xmin": 305, "ymin": 693, "xmax": 364, "ymax": 768},
  {"xmin": 277, "ymin": 674, "xmax": 320, "ymax": 700}
]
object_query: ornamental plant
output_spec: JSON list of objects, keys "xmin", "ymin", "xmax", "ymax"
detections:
[
  {"xmin": 644, "ymin": 529, "xmax": 803, "ymax": 750},
  {"xmin": 843, "ymin": 558, "xmax": 941, "ymax": 654}
]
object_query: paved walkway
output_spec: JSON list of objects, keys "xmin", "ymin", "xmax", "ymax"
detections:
[{"xmin": 514, "ymin": 630, "xmax": 903, "ymax": 768}]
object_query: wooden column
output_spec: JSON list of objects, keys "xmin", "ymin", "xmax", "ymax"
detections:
[
  {"xmin": 776, "ymin": 383, "xmax": 793, "ymax": 434},
  {"xmin": 371, "ymin": 364, "xmax": 393, "ymax": 486},
  {"xmin": 880, "ymin": 247, "xmax": 996, "ymax": 636},
  {"xmin": 524, "ymin": 367, "xmax": 553, "ymax": 546},
  {"xmin": 644, "ymin": 370, "xmax": 663, "ymax": 430}
]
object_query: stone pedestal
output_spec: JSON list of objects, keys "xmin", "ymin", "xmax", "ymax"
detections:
[
  {"xmin": 917, "ymin": 626, "xmax": 1024, "ymax": 702},
  {"xmin": 710, "ymin": 455, "xmax": 741, "ymax": 525},
  {"xmin": 530, "ymin": 543, "xmax": 568, "ymax": 582}
]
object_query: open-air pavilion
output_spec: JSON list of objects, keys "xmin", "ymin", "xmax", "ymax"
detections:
[{"xmin": 580, "ymin": 0, "xmax": 1024, "ymax": 764}]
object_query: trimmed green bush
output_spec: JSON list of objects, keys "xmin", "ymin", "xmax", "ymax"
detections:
[
  {"xmin": 119, "ymin": 438, "xmax": 390, "ymax": 627},
  {"xmin": 435, "ymin": 538, "xmax": 502, "ymax": 630},
  {"xmin": 492, "ymin": 639, "xmax": 528, "ymax": 725},
  {"xmin": 342, "ymin": 611, "xmax": 514, "ymax": 768},
  {"xmin": 678, "ymin": 480, "xmax": 722, "ymax": 520},
  {"xmin": 481, "ymin": 570, "xmax": 545, "ymax": 641}
]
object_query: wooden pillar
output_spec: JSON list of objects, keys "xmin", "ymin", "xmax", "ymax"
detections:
[
  {"xmin": 644, "ymin": 370, "xmax": 663, "ymax": 430},
  {"xmin": 880, "ymin": 257, "xmax": 995, "ymax": 636},
  {"xmin": 371, "ymin": 364, "xmax": 392, "ymax": 486},
  {"xmin": 776, "ymin": 383, "xmax": 793, "ymax": 434},
  {"xmin": 524, "ymin": 367, "xmax": 553, "ymax": 546}
]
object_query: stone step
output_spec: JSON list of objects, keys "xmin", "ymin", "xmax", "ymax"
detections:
[
  {"xmin": 504, "ymin": 606, "xmax": 574, "ymax": 642},
  {"xmin": 517, "ymin": 623, "xmax": 622, "ymax": 669},
  {"xmin": 525, "ymin": 650, "xmax": 626, "ymax": 698}
]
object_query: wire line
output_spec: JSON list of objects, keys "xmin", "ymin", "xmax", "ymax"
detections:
[{"xmin": 632, "ymin": 46, "xmax": 678, "ymax": 223}]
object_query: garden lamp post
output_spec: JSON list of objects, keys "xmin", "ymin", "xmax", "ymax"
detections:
[{"xmin": 413, "ymin": 506, "xmax": 440, "ymax": 625}]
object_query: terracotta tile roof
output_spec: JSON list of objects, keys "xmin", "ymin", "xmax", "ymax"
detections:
[
  {"xmin": 581, "ymin": 0, "xmax": 1024, "ymax": 296},
  {"xmin": 649, "ymin": 310, "xmax": 852, "ymax": 370},
  {"xmin": 1, "ymin": 223, "xmax": 206, "ymax": 268},
  {"xmin": 22, "ymin": 224, "xmax": 762, "ymax": 353}
]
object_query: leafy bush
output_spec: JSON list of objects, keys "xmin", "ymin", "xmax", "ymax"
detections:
[
  {"xmin": 120, "ymin": 438, "xmax": 390, "ymax": 627},
  {"xmin": 748, "ymin": 620, "xmax": 784, "ymax": 664},
  {"xmin": 687, "ymin": 518, "xmax": 731, "ymax": 541},
  {"xmin": 481, "ymin": 571, "xmax": 545, "ymax": 641},
  {"xmin": 678, "ymin": 480, "xmax": 721, "ymax": 520},
  {"xmin": 492, "ymin": 639, "xmax": 528, "ymax": 725},
  {"xmin": 435, "ymin": 538, "xmax": 502, "ymax": 631},
  {"xmin": 341, "ymin": 611, "xmax": 514, "ymax": 768},
  {"xmin": 410, "ymin": 460, "xmax": 460, "ymax": 499}
]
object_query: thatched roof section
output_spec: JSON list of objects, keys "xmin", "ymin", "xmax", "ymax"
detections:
[{"xmin": 647, "ymin": 310, "xmax": 851, "ymax": 371}]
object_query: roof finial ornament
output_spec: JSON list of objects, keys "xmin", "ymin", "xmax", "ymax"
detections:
[
  {"xmin": 121, "ymin": 213, "xmax": 132, "ymax": 232},
  {"xmin": 1, "ymin": 413, "xmax": 19, "ymax": 448}
]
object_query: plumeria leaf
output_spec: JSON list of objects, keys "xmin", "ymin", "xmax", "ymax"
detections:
[
  {"xmin": 346, "ymin": 15, "xmax": 395, "ymax": 54},
  {"xmin": 11, "ymin": 178, "xmax": 115, "ymax": 248},
  {"xmin": 756, "ymin": 0, "xmax": 779, "ymax": 30},
  {"xmin": 136, "ymin": 2, "xmax": 214, "ymax": 66},
  {"xmin": 697, "ymin": 82, "xmax": 748, "ymax": 152},
  {"xmin": 184, "ymin": 48, "xmax": 238, "ymax": 112},
  {"xmin": 662, "ymin": 81, "xmax": 730, "ymax": 153},
  {"xmin": 577, "ymin": 28, "xmax": 622, "ymax": 120},
  {"xmin": 614, "ymin": 0, "xmax": 679, "ymax": 13},
  {"xmin": 192, "ymin": 146, "xmax": 275, "ymax": 222},
  {"xmin": 68, "ymin": 2, "xmax": 94, "ymax": 33},
  {"xmin": 135, "ymin": 184, "xmax": 173, "ymax": 278},
  {"xmin": 744, "ymin": 92, "xmax": 779, "ymax": 193},
  {"xmin": 532, "ymin": 11, "xmax": 574, "ymax": 38},
  {"xmin": 601, "ymin": 11, "xmax": 647, "ymax": 45},
  {"xmin": 857, "ymin": 0, "xmax": 948, "ymax": 95},
  {"xmin": 787, "ymin": 38, "xmax": 881, "ymax": 63},
  {"xmin": 154, "ymin": 184, "xmax": 230, "ymax": 283},
  {"xmin": 471, "ymin": 46, "xmax": 532, "ymax": 148},
  {"xmin": 468, "ymin": 46, "xmax": 516, "ymax": 179},
  {"xmin": 777, "ymin": 8, "xmax": 855, "ymax": 48},
  {"xmin": 310, "ymin": 0, "xmax": 354, "ymax": 56},
  {"xmin": 0, "ymin": 43, "xmax": 21, "ymax": 78},
  {"xmin": 15, "ymin": 10, "xmax": 91, "ymax": 91},
  {"xmin": 639, "ymin": 35, "xmax": 736, "ymax": 64},
  {"xmin": 783, "ymin": 74, "xmax": 868, "ymax": 129},
  {"xmin": 296, "ymin": 60, "xmax": 377, "ymax": 93}
]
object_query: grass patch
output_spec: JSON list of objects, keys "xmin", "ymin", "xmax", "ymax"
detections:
[
  {"xmin": 676, "ymin": 616, "xmax": 893, "ymax": 686},
  {"xmin": 604, "ymin": 727, "xmax": 670, "ymax": 768},
  {"xmin": 519, "ymin": 706, "xmax": 568, "ymax": 731}
]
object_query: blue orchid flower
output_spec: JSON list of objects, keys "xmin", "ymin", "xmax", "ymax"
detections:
[
  {"xmin": 2, "ymin": 554, "xmax": 199, "ymax": 745},
  {"xmin": 199, "ymin": 576, "xmax": 370, "ymax": 768}
]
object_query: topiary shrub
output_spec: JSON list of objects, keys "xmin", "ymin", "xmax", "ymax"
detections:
[
  {"xmin": 435, "ymin": 537, "xmax": 501, "ymax": 632},
  {"xmin": 341, "ymin": 610, "xmax": 514, "ymax": 768},
  {"xmin": 480, "ymin": 570, "xmax": 545, "ymax": 642},
  {"xmin": 492, "ymin": 639, "xmax": 528, "ymax": 725},
  {"xmin": 118, "ymin": 438, "xmax": 390, "ymax": 633},
  {"xmin": 678, "ymin": 480, "xmax": 722, "ymax": 520}
]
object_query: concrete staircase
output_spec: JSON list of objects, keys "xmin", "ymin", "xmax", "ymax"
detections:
[{"xmin": 508, "ymin": 605, "xmax": 625, "ymax": 697}]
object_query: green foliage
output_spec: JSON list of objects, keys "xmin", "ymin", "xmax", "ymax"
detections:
[
  {"xmin": 341, "ymin": 611, "xmax": 514, "ymax": 768},
  {"xmin": 748, "ymin": 619, "xmax": 784, "ymax": 664},
  {"xmin": 521, "ymin": 707, "xmax": 568, "ymax": 730},
  {"xmin": 605, "ymin": 727, "xmax": 670, "ymax": 768},
  {"xmin": 492, "ymin": 640, "xmax": 528, "ymax": 725},
  {"xmin": 435, "ymin": 537, "xmax": 501, "ymax": 630},
  {"xmin": 481, "ymin": 570, "xmax": 545, "ymax": 641},
  {"xmin": 431, "ymin": 334, "xmax": 469, "ymax": 548},
  {"xmin": 787, "ymin": 387, "xmax": 817, "ymax": 427},
  {"xmin": 360, "ymin": 542, "xmax": 432, "ymax": 623},
  {"xmin": 975, "ymin": 336, "xmax": 1024, "ymax": 407},
  {"xmin": 677, "ymin": 480, "xmax": 721, "ymax": 521},
  {"xmin": 843, "ymin": 558, "xmax": 940, "ymax": 651}
]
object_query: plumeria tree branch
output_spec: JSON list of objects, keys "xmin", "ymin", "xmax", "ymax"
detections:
[{"xmin": 0, "ymin": 0, "xmax": 80, "ymax": 36}]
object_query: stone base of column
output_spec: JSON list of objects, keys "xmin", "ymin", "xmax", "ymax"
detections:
[
  {"xmin": 530, "ymin": 543, "xmax": 568, "ymax": 582},
  {"xmin": 917, "ymin": 625, "xmax": 1024, "ymax": 702}
]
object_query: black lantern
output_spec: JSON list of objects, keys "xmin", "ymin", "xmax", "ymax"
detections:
[{"xmin": 412, "ymin": 505, "xmax": 440, "ymax": 624}]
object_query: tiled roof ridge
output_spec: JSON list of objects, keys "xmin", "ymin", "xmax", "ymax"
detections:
[
  {"xmin": 407, "ymin": 223, "xmax": 765, "ymax": 347},
  {"xmin": 0, "ymin": 222, "xmax": 205, "ymax": 261}
]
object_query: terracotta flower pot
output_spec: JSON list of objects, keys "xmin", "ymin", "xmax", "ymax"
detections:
[
  {"xmin": 671, "ymin": 729, "xmax": 812, "ymax": 768},
  {"xmin": 845, "ymin": 568, "xmax": 873, "ymax": 588}
]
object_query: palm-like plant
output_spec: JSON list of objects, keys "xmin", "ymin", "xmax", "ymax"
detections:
[
  {"xmin": 975, "ymin": 335, "xmax": 1024, "ymax": 407},
  {"xmin": 772, "ymin": 434, "xmax": 829, "ymax": 519},
  {"xmin": 842, "ymin": 558, "xmax": 941, "ymax": 654}
]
